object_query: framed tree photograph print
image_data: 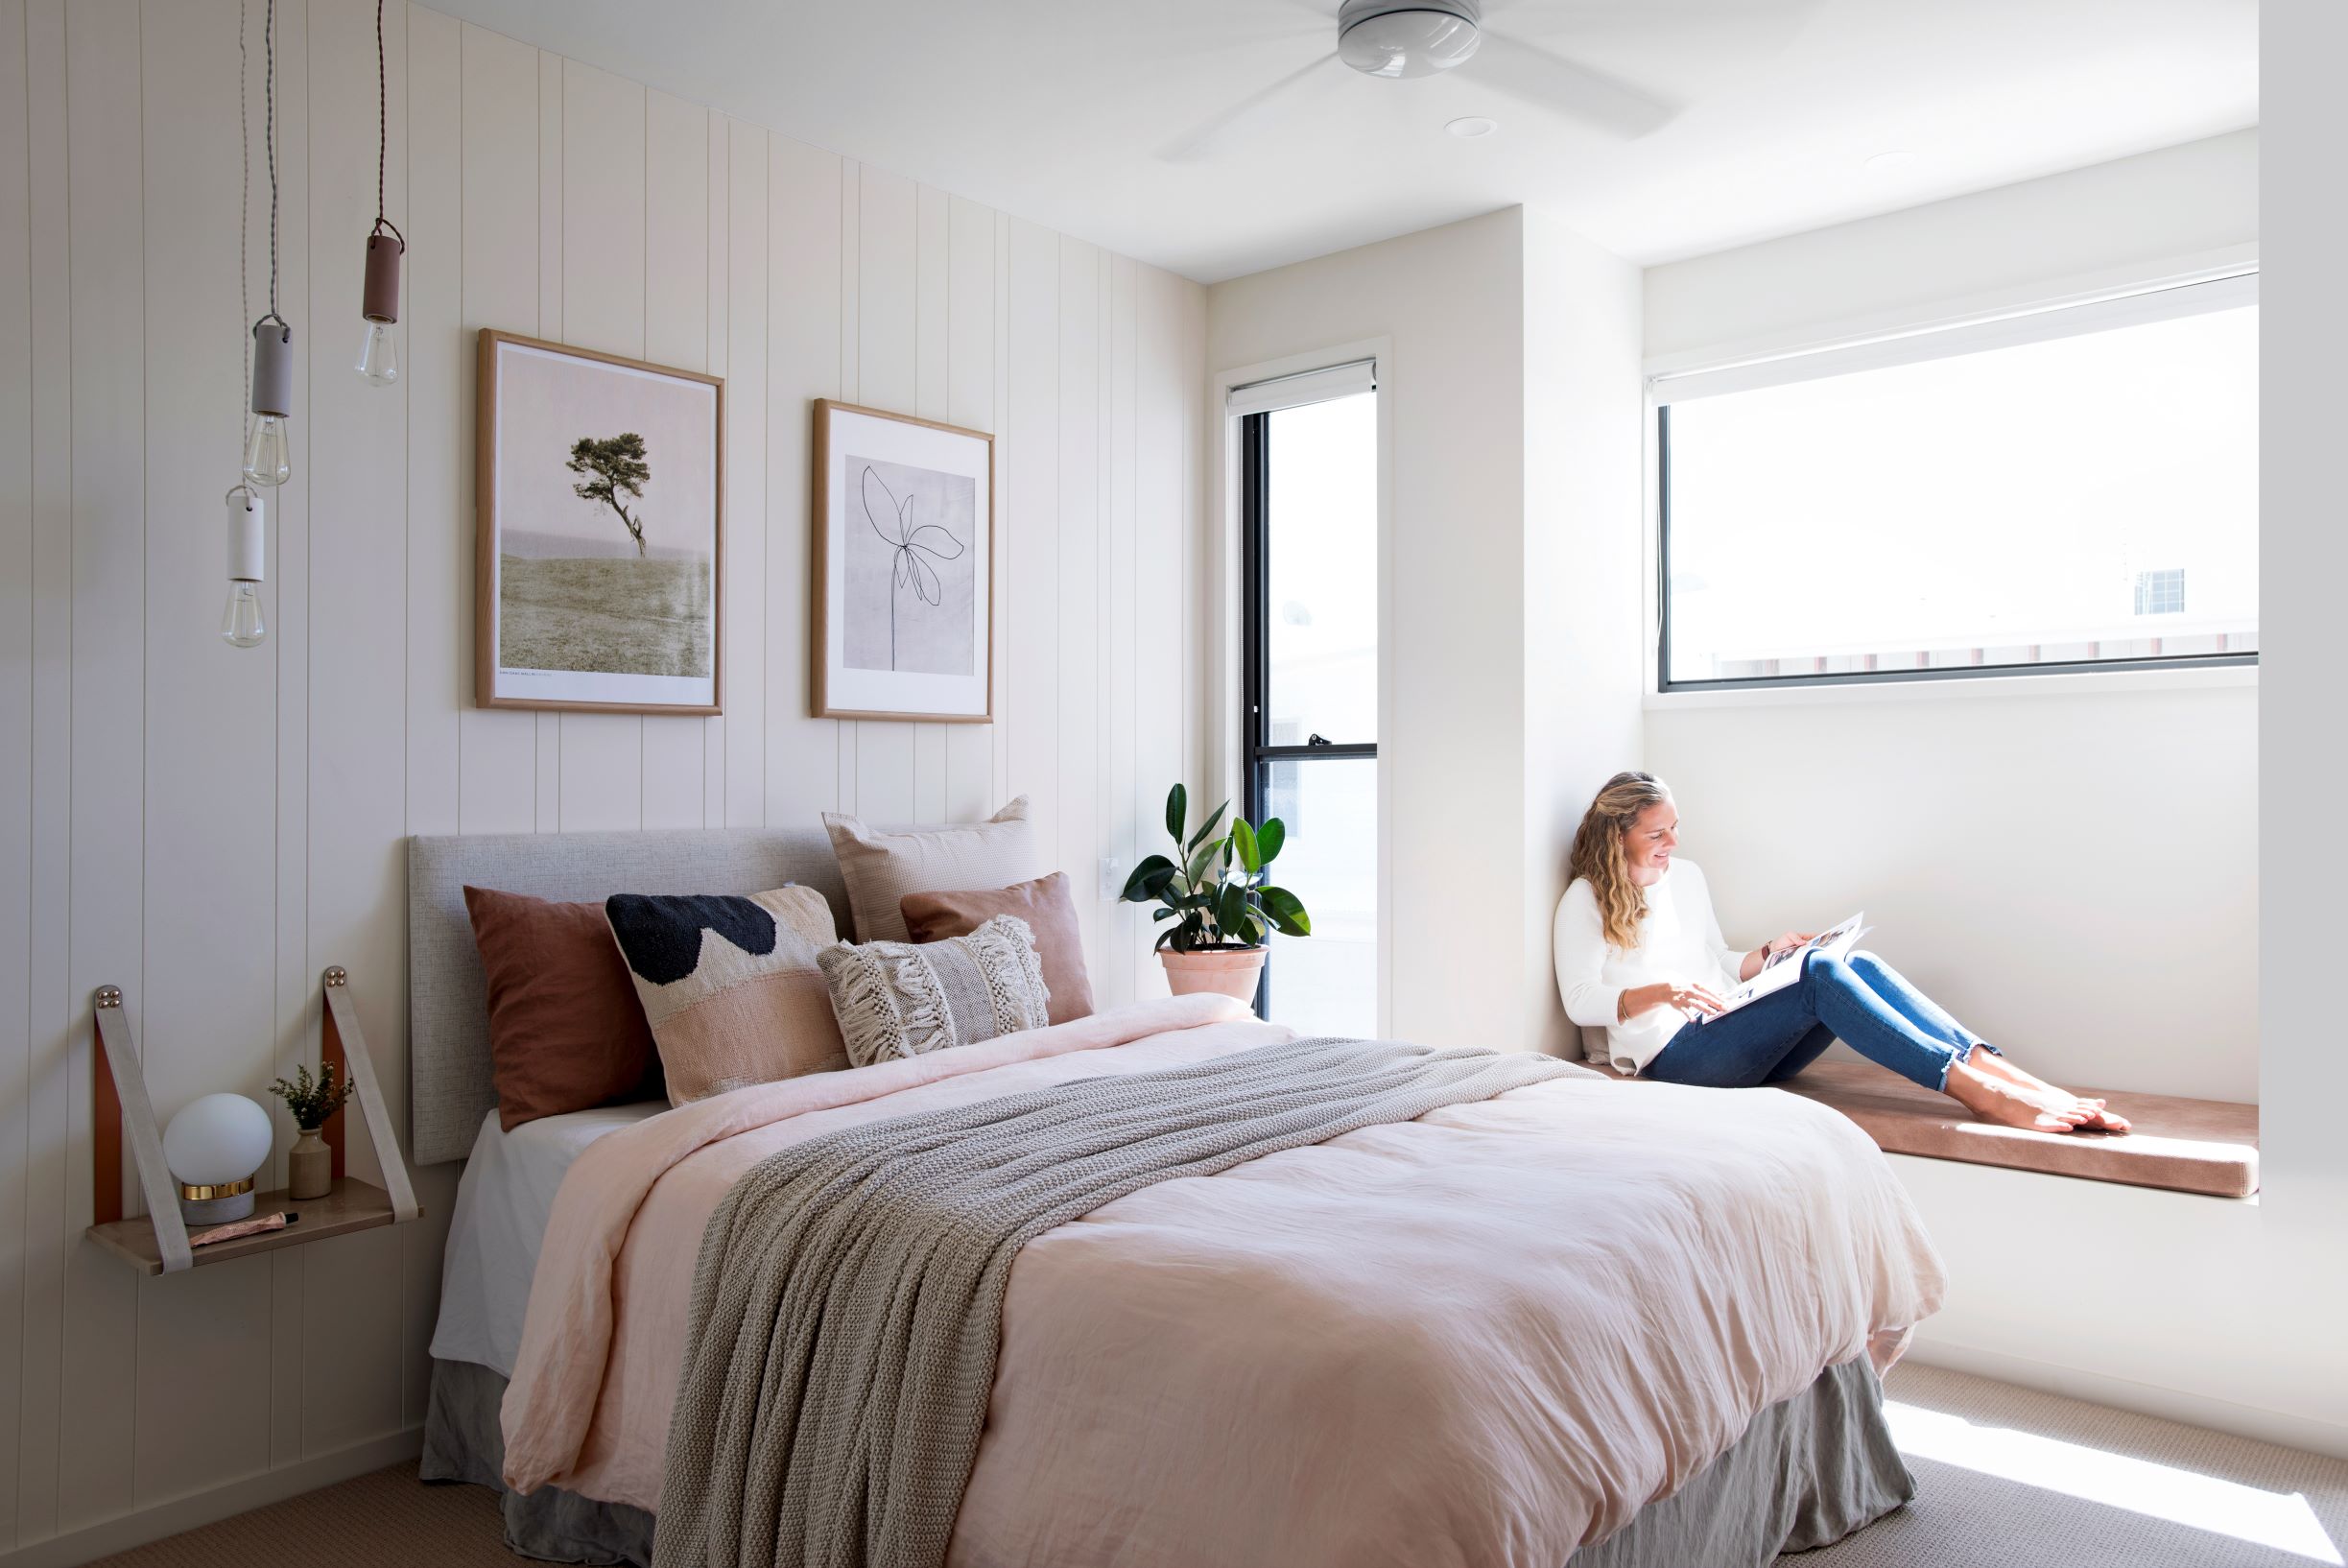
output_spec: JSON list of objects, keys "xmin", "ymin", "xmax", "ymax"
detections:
[
  {"xmin": 476, "ymin": 330, "xmax": 724, "ymax": 713},
  {"xmin": 812, "ymin": 399, "xmax": 995, "ymax": 722}
]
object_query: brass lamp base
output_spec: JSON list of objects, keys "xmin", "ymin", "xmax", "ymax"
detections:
[{"xmin": 178, "ymin": 1175, "xmax": 257, "ymax": 1225}]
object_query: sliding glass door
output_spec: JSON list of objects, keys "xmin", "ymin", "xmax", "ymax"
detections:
[{"xmin": 1238, "ymin": 384, "xmax": 1377, "ymax": 1035}]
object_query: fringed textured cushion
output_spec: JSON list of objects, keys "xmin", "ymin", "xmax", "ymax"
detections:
[{"xmin": 817, "ymin": 915, "xmax": 1052, "ymax": 1067}]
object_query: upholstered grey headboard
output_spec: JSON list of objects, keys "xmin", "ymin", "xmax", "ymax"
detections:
[{"xmin": 407, "ymin": 828, "xmax": 858, "ymax": 1165}]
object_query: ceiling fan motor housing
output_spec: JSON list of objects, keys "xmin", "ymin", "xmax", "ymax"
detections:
[{"xmin": 1337, "ymin": 0, "xmax": 1483, "ymax": 79}]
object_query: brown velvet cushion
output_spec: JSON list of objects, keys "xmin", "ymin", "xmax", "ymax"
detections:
[
  {"xmin": 462, "ymin": 885, "xmax": 662, "ymax": 1132},
  {"xmin": 900, "ymin": 872, "xmax": 1096, "ymax": 1026},
  {"xmin": 1773, "ymin": 1057, "xmax": 2260, "ymax": 1199}
]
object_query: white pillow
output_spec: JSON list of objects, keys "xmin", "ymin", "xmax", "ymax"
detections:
[{"xmin": 820, "ymin": 796, "xmax": 1039, "ymax": 943}]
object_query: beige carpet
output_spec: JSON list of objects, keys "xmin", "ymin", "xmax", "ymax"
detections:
[
  {"xmin": 1795, "ymin": 1363, "xmax": 2348, "ymax": 1567},
  {"xmin": 86, "ymin": 1365, "xmax": 2348, "ymax": 1567}
]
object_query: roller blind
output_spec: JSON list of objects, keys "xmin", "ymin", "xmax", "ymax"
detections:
[
  {"xmin": 1226, "ymin": 358, "xmax": 1378, "ymax": 417},
  {"xmin": 1651, "ymin": 269, "xmax": 2257, "ymax": 406}
]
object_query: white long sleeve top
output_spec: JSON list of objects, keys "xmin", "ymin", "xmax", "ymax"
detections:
[{"xmin": 1553, "ymin": 859, "xmax": 1746, "ymax": 1074}]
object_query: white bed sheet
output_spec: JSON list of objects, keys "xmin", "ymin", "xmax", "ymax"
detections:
[{"xmin": 430, "ymin": 1100, "xmax": 666, "ymax": 1378}]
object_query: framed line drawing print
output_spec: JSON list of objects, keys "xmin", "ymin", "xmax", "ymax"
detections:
[
  {"xmin": 812, "ymin": 399, "xmax": 995, "ymax": 722},
  {"xmin": 476, "ymin": 329, "xmax": 724, "ymax": 713}
]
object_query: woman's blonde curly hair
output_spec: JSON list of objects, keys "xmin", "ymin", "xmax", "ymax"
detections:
[{"xmin": 1568, "ymin": 771, "xmax": 1673, "ymax": 952}]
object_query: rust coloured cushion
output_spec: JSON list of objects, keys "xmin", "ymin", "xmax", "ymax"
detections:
[
  {"xmin": 462, "ymin": 885, "xmax": 663, "ymax": 1132},
  {"xmin": 900, "ymin": 871, "xmax": 1096, "ymax": 1026}
]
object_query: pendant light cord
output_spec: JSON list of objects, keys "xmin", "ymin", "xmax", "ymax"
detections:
[
  {"xmin": 239, "ymin": 0, "xmax": 251, "ymax": 447},
  {"xmin": 258, "ymin": 0, "xmax": 283, "ymax": 332},
  {"xmin": 372, "ymin": 0, "xmax": 403, "ymax": 248}
]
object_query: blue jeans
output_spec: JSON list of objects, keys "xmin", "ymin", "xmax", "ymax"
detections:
[{"xmin": 1643, "ymin": 950, "xmax": 1997, "ymax": 1092}]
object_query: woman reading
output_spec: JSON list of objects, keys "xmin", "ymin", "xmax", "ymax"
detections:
[{"xmin": 1553, "ymin": 771, "xmax": 2126, "ymax": 1134}]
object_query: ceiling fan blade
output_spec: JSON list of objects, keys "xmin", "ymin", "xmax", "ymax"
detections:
[
  {"xmin": 1472, "ymin": 31, "xmax": 1678, "ymax": 137},
  {"xmin": 1487, "ymin": 0, "xmax": 1817, "ymax": 26},
  {"xmin": 1157, "ymin": 51, "xmax": 1340, "ymax": 164}
]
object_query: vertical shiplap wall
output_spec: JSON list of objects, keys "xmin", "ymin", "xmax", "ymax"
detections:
[{"xmin": 0, "ymin": 0, "xmax": 1209, "ymax": 1551}]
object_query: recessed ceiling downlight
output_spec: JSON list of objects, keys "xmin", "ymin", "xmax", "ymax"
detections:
[
  {"xmin": 1447, "ymin": 116, "xmax": 1499, "ymax": 139},
  {"xmin": 1338, "ymin": 1, "xmax": 1482, "ymax": 80}
]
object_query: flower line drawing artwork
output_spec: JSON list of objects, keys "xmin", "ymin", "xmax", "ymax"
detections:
[
  {"xmin": 862, "ymin": 462, "xmax": 965, "ymax": 670},
  {"xmin": 568, "ymin": 431, "xmax": 652, "ymax": 557}
]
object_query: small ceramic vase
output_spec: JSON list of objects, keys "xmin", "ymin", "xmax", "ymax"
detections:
[{"xmin": 287, "ymin": 1128, "xmax": 331, "ymax": 1200}]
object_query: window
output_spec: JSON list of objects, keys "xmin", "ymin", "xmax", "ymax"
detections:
[
  {"xmin": 2134, "ymin": 569, "xmax": 2187, "ymax": 616},
  {"xmin": 1656, "ymin": 273, "xmax": 2259, "ymax": 688},
  {"xmin": 1237, "ymin": 368, "xmax": 1377, "ymax": 1035}
]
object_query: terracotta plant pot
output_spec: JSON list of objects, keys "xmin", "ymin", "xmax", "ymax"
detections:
[
  {"xmin": 1159, "ymin": 947, "xmax": 1267, "ymax": 1003},
  {"xmin": 287, "ymin": 1128, "xmax": 332, "ymax": 1201}
]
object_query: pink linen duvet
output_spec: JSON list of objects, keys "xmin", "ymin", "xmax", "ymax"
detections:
[{"xmin": 502, "ymin": 994, "xmax": 1944, "ymax": 1567}]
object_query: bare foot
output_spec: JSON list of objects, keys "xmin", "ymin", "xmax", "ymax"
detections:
[
  {"xmin": 1965, "ymin": 1048, "xmax": 2130, "ymax": 1133},
  {"xmin": 1945, "ymin": 1060, "xmax": 2087, "ymax": 1133}
]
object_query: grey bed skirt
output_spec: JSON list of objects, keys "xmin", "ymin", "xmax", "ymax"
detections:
[
  {"xmin": 422, "ymin": 1357, "xmax": 655, "ymax": 1565},
  {"xmin": 423, "ymin": 1351, "xmax": 1912, "ymax": 1566}
]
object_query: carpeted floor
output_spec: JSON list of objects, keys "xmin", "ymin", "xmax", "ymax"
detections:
[{"xmin": 85, "ymin": 1364, "xmax": 2348, "ymax": 1567}]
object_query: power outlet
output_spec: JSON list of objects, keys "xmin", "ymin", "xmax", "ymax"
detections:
[{"xmin": 1099, "ymin": 856, "xmax": 1125, "ymax": 902}]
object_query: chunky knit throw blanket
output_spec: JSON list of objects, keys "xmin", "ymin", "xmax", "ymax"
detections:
[{"xmin": 651, "ymin": 1034, "xmax": 1582, "ymax": 1568}]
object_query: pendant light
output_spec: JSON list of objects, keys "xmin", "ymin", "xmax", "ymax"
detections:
[
  {"xmin": 243, "ymin": 0, "xmax": 292, "ymax": 488},
  {"xmin": 355, "ymin": 0, "xmax": 403, "ymax": 387},
  {"xmin": 222, "ymin": 485, "xmax": 267, "ymax": 648},
  {"xmin": 224, "ymin": 1, "xmax": 270, "ymax": 647}
]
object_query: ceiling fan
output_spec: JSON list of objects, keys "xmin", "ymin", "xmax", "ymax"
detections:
[{"xmin": 1161, "ymin": 0, "xmax": 1704, "ymax": 162}]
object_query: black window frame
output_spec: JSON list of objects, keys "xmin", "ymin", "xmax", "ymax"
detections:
[
  {"xmin": 1238, "ymin": 405, "xmax": 1376, "ymax": 1019},
  {"xmin": 1654, "ymin": 376, "xmax": 2262, "ymax": 694}
]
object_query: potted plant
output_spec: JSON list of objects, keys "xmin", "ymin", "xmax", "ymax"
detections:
[
  {"xmin": 268, "ymin": 1062, "xmax": 355, "ymax": 1200},
  {"xmin": 1120, "ymin": 783, "xmax": 1311, "ymax": 1001}
]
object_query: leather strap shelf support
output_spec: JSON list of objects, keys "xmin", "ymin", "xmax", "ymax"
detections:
[
  {"xmin": 91, "ymin": 987, "xmax": 193, "ymax": 1273},
  {"xmin": 87, "ymin": 968, "xmax": 422, "ymax": 1274}
]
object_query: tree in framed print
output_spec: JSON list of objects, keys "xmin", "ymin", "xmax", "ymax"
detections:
[
  {"xmin": 812, "ymin": 399, "xmax": 995, "ymax": 722},
  {"xmin": 476, "ymin": 330, "xmax": 724, "ymax": 713}
]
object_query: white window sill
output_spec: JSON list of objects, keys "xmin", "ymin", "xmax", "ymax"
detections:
[{"xmin": 1644, "ymin": 660, "xmax": 2259, "ymax": 712}]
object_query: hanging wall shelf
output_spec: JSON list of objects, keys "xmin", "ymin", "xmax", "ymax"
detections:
[{"xmin": 85, "ymin": 966, "xmax": 422, "ymax": 1275}]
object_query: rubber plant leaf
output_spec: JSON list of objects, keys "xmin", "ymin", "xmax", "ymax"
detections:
[
  {"xmin": 1258, "ymin": 885, "xmax": 1311, "ymax": 937},
  {"xmin": 1231, "ymin": 818, "xmax": 1261, "ymax": 873}
]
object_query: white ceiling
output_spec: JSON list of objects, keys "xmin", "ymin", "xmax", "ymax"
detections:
[{"xmin": 426, "ymin": 0, "xmax": 2260, "ymax": 282}]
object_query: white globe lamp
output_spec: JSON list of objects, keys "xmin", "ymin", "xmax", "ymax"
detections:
[{"xmin": 162, "ymin": 1093, "xmax": 275, "ymax": 1224}]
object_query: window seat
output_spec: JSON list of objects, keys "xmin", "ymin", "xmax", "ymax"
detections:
[{"xmin": 1592, "ymin": 1058, "xmax": 2259, "ymax": 1199}]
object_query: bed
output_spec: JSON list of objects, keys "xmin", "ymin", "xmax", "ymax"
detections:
[{"xmin": 408, "ymin": 827, "xmax": 1945, "ymax": 1568}]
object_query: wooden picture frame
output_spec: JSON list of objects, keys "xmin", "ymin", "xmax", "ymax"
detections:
[
  {"xmin": 475, "ymin": 329, "xmax": 726, "ymax": 714},
  {"xmin": 812, "ymin": 398, "xmax": 996, "ymax": 723}
]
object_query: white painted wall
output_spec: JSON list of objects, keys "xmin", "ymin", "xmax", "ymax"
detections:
[
  {"xmin": 1520, "ymin": 210, "xmax": 1648, "ymax": 1056},
  {"xmin": 1205, "ymin": 208, "xmax": 1647, "ymax": 1054},
  {"xmin": 0, "ymin": 0, "xmax": 1208, "ymax": 1556},
  {"xmin": 1642, "ymin": 131, "xmax": 2261, "ymax": 1105},
  {"xmin": 1638, "ymin": 129, "xmax": 2348, "ymax": 1459}
]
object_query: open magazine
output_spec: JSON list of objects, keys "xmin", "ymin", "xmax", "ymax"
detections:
[{"xmin": 1700, "ymin": 911, "xmax": 1871, "ymax": 1023}]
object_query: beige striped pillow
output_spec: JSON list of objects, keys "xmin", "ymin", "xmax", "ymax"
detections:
[{"xmin": 821, "ymin": 797, "xmax": 1040, "ymax": 943}]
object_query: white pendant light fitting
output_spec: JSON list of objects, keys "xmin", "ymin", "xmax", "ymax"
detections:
[
  {"xmin": 222, "ymin": 486, "xmax": 267, "ymax": 649},
  {"xmin": 1337, "ymin": 0, "xmax": 1482, "ymax": 80}
]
